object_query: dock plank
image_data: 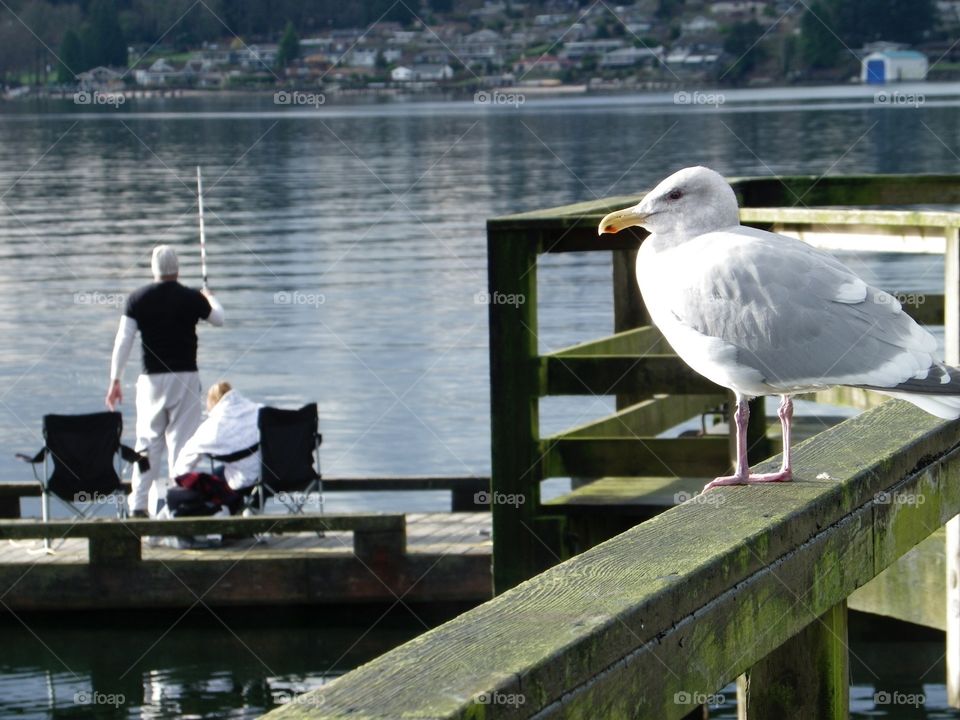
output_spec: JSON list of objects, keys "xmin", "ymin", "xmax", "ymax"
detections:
[
  {"xmin": 0, "ymin": 514, "xmax": 493, "ymax": 610},
  {"xmin": 0, "ymin": 523, "xmax": 493, "ymax": 564}
]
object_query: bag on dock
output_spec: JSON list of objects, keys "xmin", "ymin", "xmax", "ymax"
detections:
[{"xmin": 171, "ymin": 472, "xmax": 242, "ymax": 516}]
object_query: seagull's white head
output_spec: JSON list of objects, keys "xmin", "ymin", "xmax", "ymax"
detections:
[{"xmin": 598, "ymin": 166, "xmax": 740, "ymax": 241}]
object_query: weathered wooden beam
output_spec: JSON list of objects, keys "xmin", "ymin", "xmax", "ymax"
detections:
[
  {"xmin": 486, "ymin": 194, "xmax": 641, "ymax": 227},
  {"xmin": 549, "ymin": 325, "xmax": 667, "ymax": 357},
  {"xmin": 732, "ymin": 173, "xmax": 960, "ymax": 208},
  {"xmin": 0, "ymin": 513, "xmax": 404, "ymax": 539},
  {"xmin": 848, "ymin": 529, "xmax": 945, "ymax": 631},
  {"xmin": 543, "ymin": 476, "xmax": 708, "ymax": 514},
  {"xmin": 560, "ymin": 395, "xmax": 726, "ymax": 439},
  {"xmin": 737, "ymin": 602, "xmax": 849, "ymax": 720},
  {"xmin": 541, "ymin": 436, "xmax": 730, "ymax": 478},
  {"xmin": 487, "ymin": 226, "xmax": 553, "ymax": 594},
  {"xmin": 0, "ymin": 554, "xmax": 491, "ymax": 611},
  {"xmin": 543, "ymin": 354, "xmax": 723, "ymax": 396},
  {"xmin": 740, "ymin": 206, "xmax": 960, "ymax": 229},
  {"xmin": 260, "ymin": 401, "xmax": 960, "ymax": 720},
  {"xmin": 946, "ymin": 222, "xmax": 960, "ymax": 709}
]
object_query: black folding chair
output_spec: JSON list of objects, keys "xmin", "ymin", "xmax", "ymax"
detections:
[
  {"xmin": 16, "ymin": 412, "xmax": 148, "ymax": 533},
  {"xmin": 248, "ymin": 404, "xmax": 322, "ymax": 515}
]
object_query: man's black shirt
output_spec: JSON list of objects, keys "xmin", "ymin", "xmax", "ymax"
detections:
[{"xmin": 125, "ymin": 281, "xmax": 212, "ymax": 374}]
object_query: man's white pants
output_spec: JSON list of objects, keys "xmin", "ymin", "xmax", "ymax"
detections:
[{"xmin": 129, "ymin": 371, "xmax": 203, "ymax": 514}]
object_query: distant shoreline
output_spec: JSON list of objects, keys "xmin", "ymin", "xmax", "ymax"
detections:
[{"xmin": 5, "ymin": 79, "xmax": 960, "ymax": 112}]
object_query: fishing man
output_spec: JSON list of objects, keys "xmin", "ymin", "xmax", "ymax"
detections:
[{"xmin": 106, "ymin": 245, "xmax": 225, "ymax": 517}]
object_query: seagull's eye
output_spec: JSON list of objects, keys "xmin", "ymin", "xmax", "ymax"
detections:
[{"xmin": 667, "ymin": 189, "xmax": 683, "ymax": 201}]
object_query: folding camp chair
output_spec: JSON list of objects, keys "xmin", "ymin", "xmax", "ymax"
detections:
[
  {"xmin": 247, "ymin": 404, "xmax": 322, "ymax": 515},
  {"xmin": 16, "ymin": 412, "xmax": 148, "ymax": 531}
]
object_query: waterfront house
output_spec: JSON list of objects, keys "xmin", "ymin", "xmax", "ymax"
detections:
[
  {"xmin": 77, "ymin": 66, "xmax": 123, "ymax": 90},
  {"xmin": 861, "ymin": 49, "xmax": 928, "ymax": 83},
  {"xmin": 599, "ymin": 46, "xmax": 664, "ymax": 69},
  {"xmin": 391, "ymin": 65, "xmax": 414, "ymax": 82},
  {"xmin": 134, "ymin": 58, "xmax": 179, "ymax": 87}
]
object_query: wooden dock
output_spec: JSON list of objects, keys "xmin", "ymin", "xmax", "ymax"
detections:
[
  {"xmin": 485, "ymin": 176, "xmax": 960, "ymax": 593},
  {"xmin": 262, "ymin": 400, "xmax": 960, "ymax": 719},
  {"xmin": 250, "ymin": 175, "xmax": 960, "ymax": 719},
  {"xmin": 0, "ymin": 512, "xmax": 492, "ymax": 612}
]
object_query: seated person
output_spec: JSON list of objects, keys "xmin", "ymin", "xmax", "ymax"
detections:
[{"xmin": 168, "ymin": 382, "xmax": 261, "ymax": 516}]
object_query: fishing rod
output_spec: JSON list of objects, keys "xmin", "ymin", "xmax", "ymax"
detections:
[{"xmin": 197, "ymin": 166, "xmax": 208, "ymax": 290}]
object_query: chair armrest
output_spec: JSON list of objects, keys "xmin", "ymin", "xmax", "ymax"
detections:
[
  {"xmin": 120, "ymin": 445, "xmax": 150, "ymax": 473},
  {"xmin": 15, "ymin": 449, "xmax": 45, "ymax": 464}
]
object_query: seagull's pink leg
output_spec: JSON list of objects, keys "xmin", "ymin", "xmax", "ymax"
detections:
[{"xmin": 702, "ymin": 394, "xmax": 793, "ymax": 492}]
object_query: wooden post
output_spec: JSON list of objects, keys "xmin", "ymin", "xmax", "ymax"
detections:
[
  {"xmin": 353, "ymin": 526, "xmax": 406, "ymax": 564},
  {"xmin": 451, "ymin": 482, "xmax": 486, "ymax": 513},
  {"xmin": 746, "ymin": 396, "xmax": 772, "ymax": 465},
  {"xmin": 88, "ymin": 529, "xmax": 141, "ymax": 567},
  {"xmin": 612, "ymin": 247, "xmax": 651, "ymax": 410},
  {"xmin": 737, "ymin": 601, "xmax": 850, "ymax": 720},
  {"xmin": 488, "ymin": 225, "xmax": 544, "ymax": 594},
  {"xmin": 0, "ymin": 497, "xmax": 19, "ymax": 519},
  {"xmin": 945, "ymin": 224, "xmax": 960, "ymax": 708}
]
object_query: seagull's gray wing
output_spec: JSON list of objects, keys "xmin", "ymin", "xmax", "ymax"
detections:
[{"xmin": 672, "ymin": 226, "xmax": 944, "ymax": 393}]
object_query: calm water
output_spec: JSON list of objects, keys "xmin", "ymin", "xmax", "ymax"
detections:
[{"xmin": 2, "ymin": 85, "xmax": 960, "ymax": 717}]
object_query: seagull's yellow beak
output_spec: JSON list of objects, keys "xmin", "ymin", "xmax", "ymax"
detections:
[{"xmin": 598, "ymin": 206, "xmax": 649, "ymax": 236}]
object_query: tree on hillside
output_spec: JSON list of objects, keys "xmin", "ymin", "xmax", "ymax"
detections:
[
  {"xmin": 722, "ymin": 20, "xmax": 766, "ymax": 82},
  {"xmin": 57, "ymin": 28, "xmax": 83, "ymax": 82},
  {"xmin": 830, "ymin": 0, "xmax": 935, "ymax": 47},
  {"xmin": 799, "ymin": 1, "xmax": 844, "ymax": 70},
  {"xmin": 276, "ymin": 21, "xmax": 299, "ymax": 68},
  {"xmin": 655, "ymin": 0, "xmax": 684, "ymax": 20},
  {"xmin": 81, "ymin": 0, "xmax": 126, "ymax": 68}
]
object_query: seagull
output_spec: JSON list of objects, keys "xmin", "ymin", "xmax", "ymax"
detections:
[{"xmin": 598, "ymin": 166, "xmax": 960, "ymax": 492}]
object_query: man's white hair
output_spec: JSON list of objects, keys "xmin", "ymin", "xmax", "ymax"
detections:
[{"xmin": 151, "ymin": 245, "xmax": 179, "ymax": 279}]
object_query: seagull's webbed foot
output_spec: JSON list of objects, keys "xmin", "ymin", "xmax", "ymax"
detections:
[
  {"xmin": 702, "ymin": 468, "xmax": 792, "ymax": 493},
  {"xmin": 702, "ymin": 394, "xmax": 795, "ymax": 493}
]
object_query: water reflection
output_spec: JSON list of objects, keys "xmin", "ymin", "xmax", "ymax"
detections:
[
  {"xmin": 0, "ymin": 608, "xmax": 427, "ymax": 719},
  {"xmin": 1, "ymin": 93, "xmax": 958, "ymax": 482}
]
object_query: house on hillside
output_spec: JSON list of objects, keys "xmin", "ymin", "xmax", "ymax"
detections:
[
  {"xmin": 77, "ymin": 66, "xmax": 123, "ymax": 90},
  {"xmin": 513, "ymin": 55, "xmax": 565, "ymax": 75},
  {"xmin": 599, "ymin": 46, "xmax": 664, "ymax": 69},
  {"xmin": 561, "ymin": 39, "xmax": 625, "ymax": 60},
  {"xmin": 239, "ymin": 44, "xmax": 278, "ymax": 70},
  {"xmin": 861, "ymin": 49, "xmax": 928, "ymax": 83},
  {"xmin": 391, "ymin": 64, "xmax": 454, "ymax": 82}
]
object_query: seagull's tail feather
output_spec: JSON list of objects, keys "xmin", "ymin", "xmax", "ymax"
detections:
[
  {"xmin": 860, "ymin": 365, "xmax": 960, "ymax": 420},
  {"xmin": 878, "ymin": 391, "xmax": 960, "ymax": 420}
]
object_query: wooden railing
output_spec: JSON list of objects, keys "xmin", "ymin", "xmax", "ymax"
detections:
[
  {"xmin": 0, "ymin": 513, "xmax": 404, "ymax": 566},
  {"xmin": 0, "ymin": 475, "xmax": 491, "ymax": 518},
  {"xmin": 486, "ymin": 177, "xmax": 960, "ymax": 592},
  {"xmin": 261, "ymin": 401, "xmax": 960, "ymax": 719},
  {"xmin": 482, "ymin": 175, "xmax": 960, "ymax": 711}
]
